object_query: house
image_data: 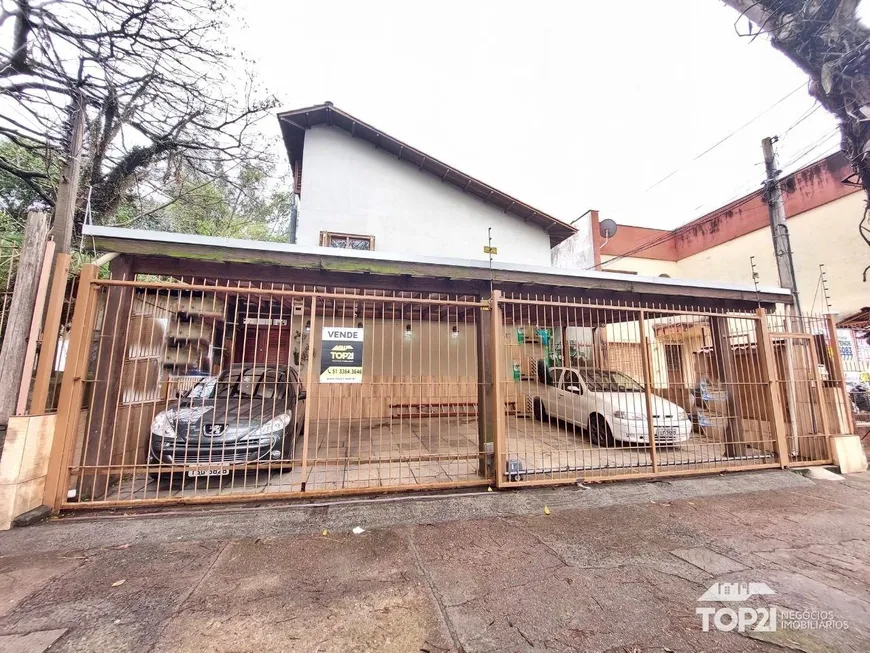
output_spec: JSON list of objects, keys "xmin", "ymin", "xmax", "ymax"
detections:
[
  {"xmin": 565, "ymin": 151, "xmax": 870, "ymax": 380},
  {"xmin": 1, "ymin": 107, "xmax": 862, "ymax": 529},
  {"xmin": 277, "ymin": 102, "xmax": 576, "ymax": 265}
]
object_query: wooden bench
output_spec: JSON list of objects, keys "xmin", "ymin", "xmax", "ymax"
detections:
[{"xmin": 390, "ymin": 401, "xmax": 518, "ymax": 419}]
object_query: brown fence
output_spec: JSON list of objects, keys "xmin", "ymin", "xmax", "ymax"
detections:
[
  {"xmin": 491, "ymin": 294, "xmax": 842, "ymax": 487},
  {"xmin": 40, "ymin": 268, "xmax": 852, "ymax": 510},
  {"xmin": 46, "ymin": 271, "xmax": 491, "ymax": 508}
]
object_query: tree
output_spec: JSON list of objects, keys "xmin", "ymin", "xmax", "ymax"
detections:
[
  {"xmin": 0, "ymin": 0, "xmax": 276, "ymax": 232},
  {"xmin": 0, "ymin": 138, "xmax": 57, "ymax": 234},
  {"xmin": 721, "ymin": 1, "xmax": 870, "ymax": 280},
  {"xmin": 137, "ymin": 160, "xmax": 293, "ymax": 241}
]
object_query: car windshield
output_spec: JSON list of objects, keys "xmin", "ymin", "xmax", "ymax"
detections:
[
  {"xmin": 577, "ymin": 370, "xmax": 644, "ymax": 393},
  {"xmin": 186, "ymin": 368, "xmax": 291, "ymax": 400}
]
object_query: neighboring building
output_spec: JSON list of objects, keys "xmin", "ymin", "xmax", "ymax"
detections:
[
  {"xmin": 581, "ymin": 152, "xmax": 865, "ymax": 316},
  {"xmin": 566, "ymin": 152, "xmax": 870, "ymax": 378},
  {"xmin": 277, "ymin": 102, "xmax": 576, "ymax": 265}
]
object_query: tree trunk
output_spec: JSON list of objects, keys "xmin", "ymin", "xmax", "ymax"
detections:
[
  {"xmin": 0, "ymin": 212, "xmax": 49, "ymax": 427},
  {"xmin": 721, "ymin": 0, "xmax": 870, "ymax": 279}
]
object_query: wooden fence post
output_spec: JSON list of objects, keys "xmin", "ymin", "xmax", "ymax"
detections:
[
  {"xmin": 15, "ymin": 241, "xmax": 55, "ymax": 415},
  {"xmin": 0, "ymin": 212, "xmax": 49, "ymax": 427},
  {"xmin": 30, "ymin": 253, "xmax": 72, "ymax": 413},
  {"xmin": 42, "ymin": 264, "xmax": 99, "ymax": 512},
  {"xmin": 755, "ymin": 308, "xmax": 790, "ymax": 467}
]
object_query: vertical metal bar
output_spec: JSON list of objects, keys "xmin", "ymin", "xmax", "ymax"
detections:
[
  {"xmin": 43, "ymin": 264, "xmax": 100, "ymax": 511},
  {"xmin": 808, "ymin": 337, "xmax": 829, "ymax": 436},
  {"xmin": 826, "ymin": 313, "xmax": 856, "ymax": 435},
  {"xmin": 490, "ymin": 289, "xmax": 506, "ymax": 487},
  {"xmin": 638, "ymin": 310, "xmax": 658, "ymax": 473},
  {"xmin": 299, "ymin": 294, "xmax": 318, "ymax": 490},
  {"xmin": 755, "ymin": 308, "xmax": 790, "ymax": 467}
]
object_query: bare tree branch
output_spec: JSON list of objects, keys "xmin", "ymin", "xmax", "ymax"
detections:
[{"xmin": 0, "ymin": 0, "xmax": 276, "ymax": 230}]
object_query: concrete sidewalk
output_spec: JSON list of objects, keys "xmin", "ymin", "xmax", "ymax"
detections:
[{"xmin": 1, "ymin": 469, "xmax": 870, "ymax": 652}]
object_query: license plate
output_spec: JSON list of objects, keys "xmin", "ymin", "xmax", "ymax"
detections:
[
  {"xmin": 656, "ymin": 427, "xmax": 679, "ymax": 437},
  {"xmin": 187, "ymin": 468, "xmax": 231, "ymax": 477}
]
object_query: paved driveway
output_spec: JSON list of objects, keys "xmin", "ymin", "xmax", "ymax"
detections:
[{"xmin": 2, "ymin": 469, "xmax": 869, "ymax": 652}]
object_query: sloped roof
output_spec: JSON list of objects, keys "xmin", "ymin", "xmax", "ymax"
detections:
[
  {"xmin": 81, "ymin": 225, "xmax": 793, "ymax": 308},
  {"xmin": 277, "ymin": 102, "xmax": 576, "ymax": 247}
]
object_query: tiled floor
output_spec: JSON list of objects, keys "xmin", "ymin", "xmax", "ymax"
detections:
[{"xmin": 103, "ymin": 417, "xmax": 775, "ymax": 502}]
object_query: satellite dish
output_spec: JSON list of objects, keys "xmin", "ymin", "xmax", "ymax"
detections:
[{"xmin": 599, "ymin": 219, "xmax": 618, "ymax": 239}]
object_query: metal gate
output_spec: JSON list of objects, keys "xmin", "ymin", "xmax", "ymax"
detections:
[
  {"xmin": 41, "ymin": 269, "xmax": 851, "ymax": 509},
  {"xmin": 45, "ymin": 268, "xmax": 490, "ymax": 509},
  {"xmin": 491, "ymin": 292, "xmax": 842, "ymax": 488}
]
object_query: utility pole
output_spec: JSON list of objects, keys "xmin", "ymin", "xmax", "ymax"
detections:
[
  {"xmin": 762, "ymin": 136, "xmax": 802, "ymax": 316},
  {"xmin": 763, "ymin": 137, "xmax": 809, "ymax": 446},
  {"xmin": 31, "ymin": 94, "xmax": 86, "ymax": 413},
  {"xmin": 52, "ymin": 94, "xmax": 86, "ymax": 254}
]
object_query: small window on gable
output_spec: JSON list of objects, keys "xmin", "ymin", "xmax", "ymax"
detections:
[{"xmin": 320, "ymin": 231, "xmax": 375, "ymax": 250}]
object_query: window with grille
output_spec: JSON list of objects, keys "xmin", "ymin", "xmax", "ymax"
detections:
[{"xmin": 320, "ymin": 231, "xmax": 375, "ymax": 250}]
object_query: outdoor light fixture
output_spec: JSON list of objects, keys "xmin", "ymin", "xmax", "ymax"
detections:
[
  {"xmin": 304, "ymin": 320, "xmax": 311, "ymax": 334},
  {"xmin": 451, "ymin": 326, "xmax": 459, "ymax": 339},
  {"xmin": 405, "ymin": 324, "xmax": 412, "ymax": 337}
]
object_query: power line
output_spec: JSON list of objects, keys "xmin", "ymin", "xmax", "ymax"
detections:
[
  {"xmin": 594, "ymin": 189, "xmax": 764, "ymax": 270},
  {"xmin": 778, "ymin": 127, "xmax": 841, "ymax": 171},
  {"xmin": 640, "ymin": 82, "xmax": 808, "ymax": 194},
  {"xmin": 597, "ymin": 124, "xmax": 845, "ymax": 271}
]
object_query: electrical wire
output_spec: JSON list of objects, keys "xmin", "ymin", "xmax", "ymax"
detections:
[
  {"xmin": 596, "ymin": 126, "xmax": 845, "ymax": 271},
  {"xmin": 640, "ymin": 82, "xmax": 808, "ymax": 194},
  {"xmin": 594, "ymin": 189, "xmax": 765, "ymax": 270}
]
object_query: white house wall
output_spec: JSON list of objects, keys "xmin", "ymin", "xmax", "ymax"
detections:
[
  {"xmin": 297, "ymin": 126, "xmax": 554, "ymax": 265},
  {"xmin": 552, "ymin": 213, "xmax": 594, "ymax": 269}
]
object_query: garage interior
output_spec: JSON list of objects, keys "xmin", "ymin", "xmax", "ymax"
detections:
[{"xmin": 43, "ymin": 226, "xmax": 853, "ymax": 508}]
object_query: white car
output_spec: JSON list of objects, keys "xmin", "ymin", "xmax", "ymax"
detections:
[{"xmin": 533, "ymin": 367, "xmax": 693, "ymax": 446}]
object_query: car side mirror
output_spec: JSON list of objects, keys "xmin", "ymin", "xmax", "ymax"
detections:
[
  {"xmin": 298, "ymin": 390, "xmax": 307, "ymax": 401},
  {"xmin": 567, "ymin": 385, "xmax": 582, "ymax": 395}
]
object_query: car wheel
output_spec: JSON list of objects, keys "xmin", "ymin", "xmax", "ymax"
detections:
[
  {"xmin": 588, "ymin": 415, "xmax": 614, "ymax": 447},
  {"xmin": 533, "ymin": 397, "xmax": 548, "ymax": 421}
]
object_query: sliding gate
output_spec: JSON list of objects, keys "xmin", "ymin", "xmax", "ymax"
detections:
[
  {"xmin": 492, "ymin": 293, "xmax": 844, "ymax": 488},
  {"xmin": 45, "ymin": 268, "xmax": 490, "ymax": 509},
  {"xmin": 43, "ymin": 269, "xmax": 852, "ymax": 509}
]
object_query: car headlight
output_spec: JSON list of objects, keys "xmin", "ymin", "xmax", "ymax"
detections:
[
  {"xmin": 246, "ymin": 413, "xmax": 292, "ymax": 437},
  {"xmin": 151, "ymin": 412, "xmax": 177, "ymax": 438},
  {"xmin": 676, "ymin": 409, "xmax": 689, "ymax": 420},
  {"xmin": 613, "ymin": 411, "xmax": 645, "ymax": 421}
]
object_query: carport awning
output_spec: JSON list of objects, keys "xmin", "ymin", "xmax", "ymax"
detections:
[{"xmin": 82, "ymin": 226, "xmax": 792, "ymax": 311}]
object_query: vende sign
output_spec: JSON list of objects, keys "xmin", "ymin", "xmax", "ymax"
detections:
[
  {"xmin": 320, "ymin": 327, "xmax": 364, "ymax": 383},
  {"xmin": 323, "ymin": 328, "xmax": 364, "ymax": 341}
]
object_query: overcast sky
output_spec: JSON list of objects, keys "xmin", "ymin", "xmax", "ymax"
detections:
[{"xmin": 240, "ymin": 0, "xmax": 867, "ymax": 231}]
